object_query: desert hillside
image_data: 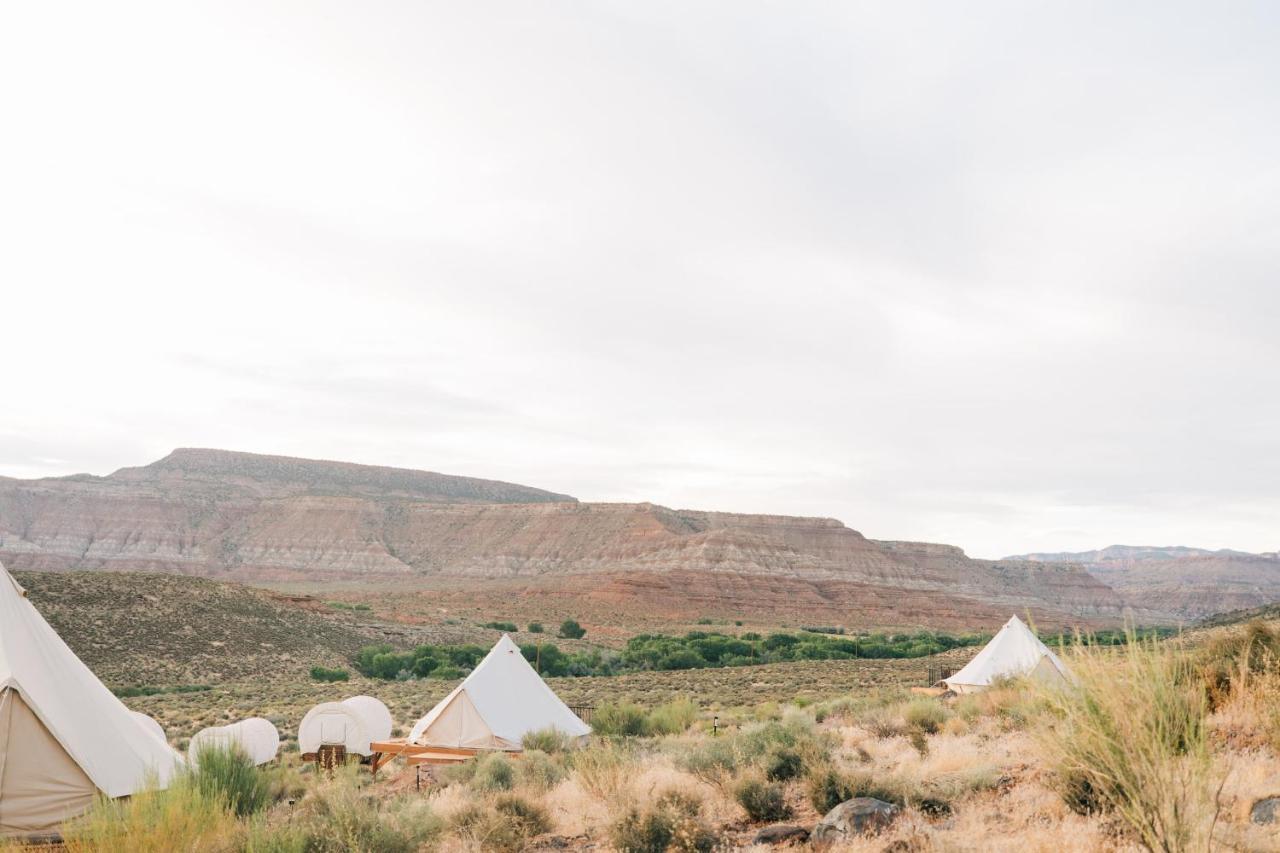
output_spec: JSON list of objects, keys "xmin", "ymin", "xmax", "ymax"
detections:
[
  {"xmin": 1010, "ymin": 544, "xmax": 1280, "ymax": 622},
  {"xmin": 11, "ymin": 569, "xmax": 373, "ymax": 685},
  {"xmin": 0, "ymin": 449, "xmax": 1133, "ymax": 629}
]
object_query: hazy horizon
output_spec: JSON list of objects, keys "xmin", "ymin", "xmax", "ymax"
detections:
[{"xmin": 2, "ymin": 2, "xmax": 1278, "ymax": 559}]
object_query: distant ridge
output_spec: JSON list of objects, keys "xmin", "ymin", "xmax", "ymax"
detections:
[
  {"xmin": 0, "ymin": 449, "xmax": 1136, "ymax": 629},
  {"xmin": 1008, "ymin": 544, "xmax": 1280, "ymax": 622},
  {"xmin": 110, "ymin": 448, "xmax": 578, "ymax": 504}
]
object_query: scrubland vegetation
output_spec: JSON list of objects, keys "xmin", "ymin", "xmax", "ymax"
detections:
[
  {"xmin": 354, "ymin": 629, "xmax": 985, "ymax": 681},
  {"xmin": 9, "ymin": 623, "xmax": 1280, "ymax": 851}
]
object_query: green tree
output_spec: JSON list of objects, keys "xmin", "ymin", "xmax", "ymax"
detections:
[{"xmin": 558, "ymin": 619, "xmax": 587, "ymax": 639}]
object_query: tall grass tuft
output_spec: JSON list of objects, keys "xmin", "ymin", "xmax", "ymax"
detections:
[
  {"xmin": 63, "ymin": 775, "xmax": 241, "ymax": 853},
  {"xmin": 522, "ymin": 726, "xmax": 572, "ymax": 753},
  {"xmin": 191, "ymin": 744, "xmax": 270, "ymax": 817},
  {"xmin": 1035, "ymin": 630, "xmax": 1222, "ymax": 852},
  {"xmin": 246, "ymin": 767, "xmax": 442, "ymax": 852},
  {"xmin": 570, "ymin": 740, "xmax": 635, "ymax": 801}
]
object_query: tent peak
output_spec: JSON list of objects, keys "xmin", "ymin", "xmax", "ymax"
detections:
[{"xmin": 1, "ymin": 561, "xmax": 27, "ymax": 597}]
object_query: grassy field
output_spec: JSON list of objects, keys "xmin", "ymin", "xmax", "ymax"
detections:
[
  {"xmin": 15, "ymin": 570, "xmax": 1280, "ymax": 851},
  {"xmin": 124, "ymin": 649, "xmax": 975, "ymax": 746},
  {"xmin": 8, "ymin": 620, "xmax": 1278, "ymax": 852}
]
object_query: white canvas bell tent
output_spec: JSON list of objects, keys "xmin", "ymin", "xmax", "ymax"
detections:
[
  {"xmin": 298, "ymin": 695, "xmax": 393, "ymax": 757},
  {"xmin": 942, "ymin": 615, "xmax": 1073, "ymax": 694},
  {"xmin": 408, "ymin": 634, "xmax": 591, "ymax": 751},
  {"xmin": 0, "ymin": 561, "xmax": 183, "ymax": 836},
  {"xmin": 188, "ymin": 718, "xmax": 281, "ymax": 766}
]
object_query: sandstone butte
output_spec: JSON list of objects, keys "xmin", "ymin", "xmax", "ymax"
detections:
[{"xmin": 0, "ymin": 448, "xmax": 1158, "ymax": 630}]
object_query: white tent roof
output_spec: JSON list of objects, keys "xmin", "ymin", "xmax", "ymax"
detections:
[
  {"xmin": 943, "ymin": 615, "xmax": 1073, "ymax": 694},
  {"xmin": 0, "ymin": 561, "xmax": 183, "ymax": 800},
  {"xmin": 130, "ymin": 711, "xmax": 168, "ymax": 744},
  {"xmin": 409, "ymin": 635, "xmax": 591, "ymax": 750},
  {"xmin": 297, "ymin": 695, "xmax": 393, "ymax": 757},
  {"xmin": 189, "ymin": 718, "xmax": 280, "ymax": 766}
]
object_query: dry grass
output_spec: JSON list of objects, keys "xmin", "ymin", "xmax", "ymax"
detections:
[
  {"xmin": 12, "ymin": 621, "xmax": 1280, "ymax": 852},
  {"xmin": 1034, "ymin": 636, "xmax": 1222, "ymax": 852}
]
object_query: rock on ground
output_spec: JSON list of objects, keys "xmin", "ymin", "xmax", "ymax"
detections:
[
  {"xmin": 1251, "ymin": 797, "xmax": 1280, "ymax": 824},
  {"xmin": 811, "ymin": 797, "xmax": 900, "ymax": 843},
  {"xmin": 752, "ymin": 824, "xmax": 810, "ymax": 845}
]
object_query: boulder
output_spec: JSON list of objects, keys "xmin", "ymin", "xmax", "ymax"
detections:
[
  {"xmin": 1251, "ymin": 797, "xmax": 1280, "ymax": 824},
  {"xmin": 752, "ymin": 824, "xmax": 810, "ymax": 845},
  {"xmin": 811, "ymin": 798, "xmax": 900, "ymax": 843}
]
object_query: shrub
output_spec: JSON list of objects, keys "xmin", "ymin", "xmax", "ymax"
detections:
[
  {"xmin": 1198, "ymin": 620, "xmax": 1280, "ymax": 709},
  {"xmin": 807, "ymin": 766, "xmax": 856, "ymax": 813},
  {"xmin": 517, "ymin": 750, "xmax": 567, "ymax": 790},
  {"xmin": 610, "ymin": 789, "xmax": 718, "ymax": 853},
  {"xmin": 902, "ymin": 698, "xmax": 948, "ymax": 734},
  {"xmin": 472, "ymin": 751, "xmax": 516, "ymax": 792},
  {"xmin": 522, "ymin": 726, "xmax": 572, "ymax": 753},
  {"xmin": 1035, "ymin": 631, "xmax": 1221, "ymax": 851},
  {"xmin": 272, "ymin": 770, "xmax": 442, "ymax": 852},
  {"xmin": 807, "ymin": 767, "xmax": 903, "ymax": 813},
  {"xmin": 190, "ymin": 744, "xmax": 269, "ymax": 817},
  {"xmin": 678, "ymin": 734, "xmax": 740, "ymax": 787},
  {"xmin": 441, "ymin": 755, "xmax": 480, "ymax": 786},
  {"xmin": 733, "ymin": 775, "xmax": 792, "ymax": 823},
  {"xmin": 594, "ymin": 702, "xmax": 650, "ymax": 736},
  {"xmin": 764, "ymin": 746, "xmax": 806, "ymax": 781},
  {"xmin": 860, "ymin": 705, "xmax": 906, "ymax": 738},
  {"xmin": 63, "ymin": 776, "xmax": 239, "ymax": 853},
  {"xmin": 680, "ymin": 716, "xmax": 828, "ymax": 788},
  {"xmin": 484, "ymin": 621, "xmax": 519, "ymax": 632},
  {"xmin": 559, "ymin": 619, "xmax": 587, "ymax": 639},
  {"xmin": 451, "ymin": 794, "xmax": 550, "ymax": 853},
  {"xmin": 647, "ymin": 698, "xmax": 699, "ymax": 735},
  {"xmin": 309, "ymin": 665, "xmax": 350, "ymax": 682},
  {"xmin": 528, "ymin": 622, "xmax": 545, "ymax": 633},
  {"xmin": 570, "ymin": 741, "xmax": 634, "ymax": 801}
]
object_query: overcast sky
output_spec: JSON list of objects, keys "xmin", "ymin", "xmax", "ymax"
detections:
[{"xmin": 2, "ymin": 2, "xmax": 1278, "ymax": 558}]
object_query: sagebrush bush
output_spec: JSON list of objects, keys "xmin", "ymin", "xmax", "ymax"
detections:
[
  {"xmin": 256, "ymin": 768, "xmax": 442, "ymax": 853},
  {"xmin": 1198, "ymin": 620, "xmax": 1280, "ymax": 709},
  {"xmin": 678, "ymin": 734, "xmax": 740, "ymax": 787},
  {"xmin": 450, "ymin": 794, "xmax": 550, "ymax": 853},
  {"xmin": 570, "ymin": 741, "xmax": 635, "ymax": 801},
  {"xmin": 902, "ymin": 698, "xmax": 948, "ymax": 734},
  {"xmin": 764, "ymin": 746, "xmax": 806, "ymax": 781},
  {"xmin": 610, "ymin": 788, "xmax": 718, "ymax": 853},
  {"xmin": 441, "ymin": 754, "xmax": 480, "ymax": 786},
  {"xmin": 522, "ymin": 726, "xmax": 572, "ymax": 753},
  {"xmin": 191, "ymin": 744, "xmax": 270, "ymax": 817},
  {"xmin": 680, "ymin": 716, "xmax": 829, "ymax": 788},
  {"xmin": 807, "ymin": 766, "xmax": 856, "ymax": 813},
  {"xmin": 647, "ymin": 698, "xmax": 699, "ymax": 735},
  {"xmin": 472, "ymin": 751, "xmax": 516, "ymax": 792},
  {"xmin": 594, "ymin": 701, "xmax": 650, "ymax": 736},
  {"xmin": 860, "ymin": 705, "xmax": 906, "ymax": 738},
  {"xmin": 517, "ymin": 749, "xmax": 567, "ymax": 790},
  {"xmin": 806, "ymin": 767, "xmax": 903, "ymax": 812},
  {"xmin": 252, "ymin": 800, "xmax": 439, "ymax": 852},
  {"xmin": 733, "ymin": 775, "xmax": 792, "ymax": 822}
]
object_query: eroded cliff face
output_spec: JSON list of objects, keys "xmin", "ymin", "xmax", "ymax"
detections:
[
  {"xmin": 0, "ymin": 449, "xmax": 1130, "ymax": 628},
  {"xmin": 1011, "ymin": 545, "xmax": 1280, "ymax": 622}
]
